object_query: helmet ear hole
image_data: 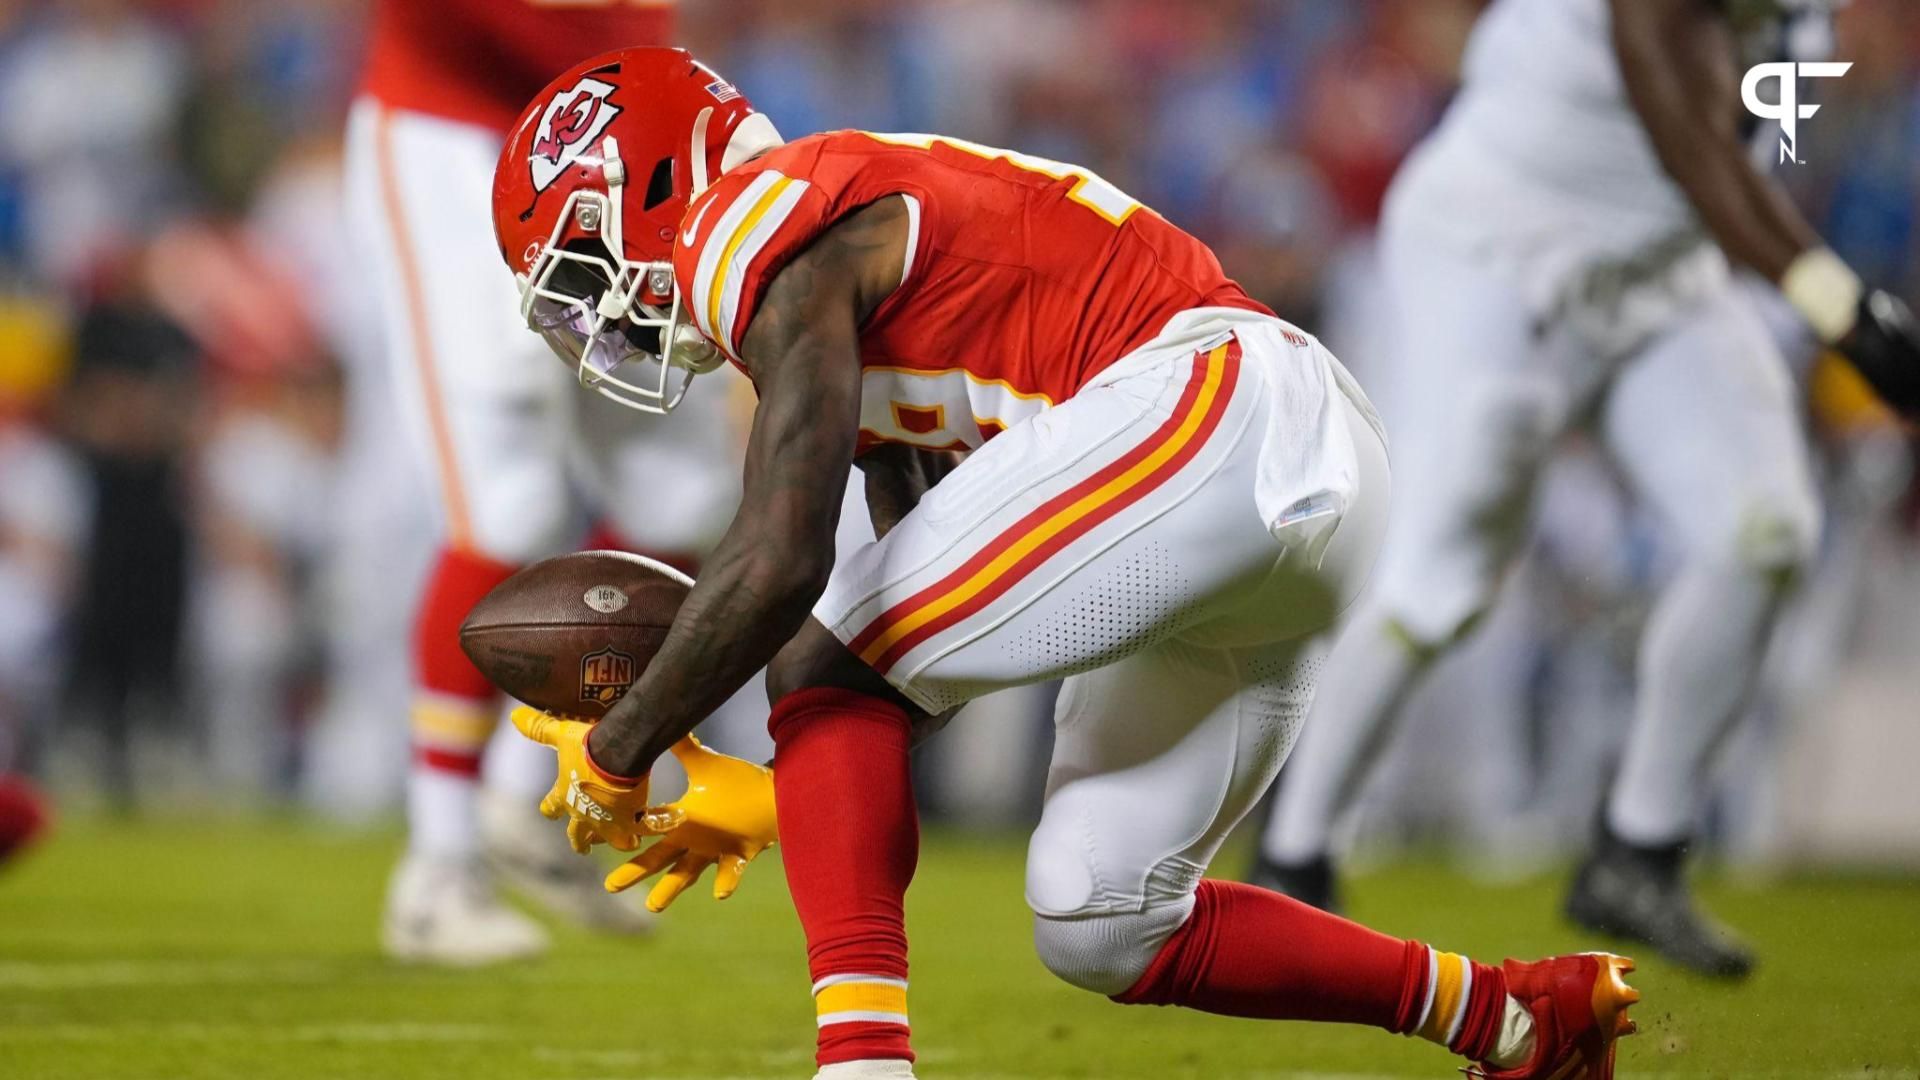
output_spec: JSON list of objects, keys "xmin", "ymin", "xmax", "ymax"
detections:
[{"xmin": 642, "ymin": 156, "xmax": 676, "ymax": 211}]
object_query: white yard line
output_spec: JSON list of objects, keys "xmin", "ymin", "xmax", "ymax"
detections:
[
  {"xmin": 0, "ymin": 1021, "xmax": 506, "ymax": 1043},
  {"xmin": 0, "ymin": 959, "xmax": 340, "ymax": 989}
]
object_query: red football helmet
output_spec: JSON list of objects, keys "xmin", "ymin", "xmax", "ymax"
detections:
[{"xmin": 493, "ymin": 47, "xmax": 781, "ymax": 412}]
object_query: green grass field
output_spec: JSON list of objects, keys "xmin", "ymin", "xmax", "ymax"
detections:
[{"xmin": 1, "ymin": 818, "xmax": 1916, "ymax": 1079}]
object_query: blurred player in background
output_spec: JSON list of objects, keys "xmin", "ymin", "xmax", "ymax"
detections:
[
  {"xmin": 0, "ymin": 297, "xmax": 72, "ymax": 867},
  {"xmin": 503, "ymin": 48, "xmax": 1642, "ymax": 1080},
  {"xmin": 1255, "ymin": 0, "xmax": 1919, "ymax": 979},
  {"xmin": 343, "ymin": 0, "xmax": 758, "ymax": 965}
]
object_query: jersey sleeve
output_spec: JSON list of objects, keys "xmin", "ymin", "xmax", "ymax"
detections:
[{"xmin": 672, "ymin": 167, "xmax": 832, "ymax": 363}]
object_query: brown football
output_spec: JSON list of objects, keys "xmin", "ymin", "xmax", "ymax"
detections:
[{"xmin": 459, "ymin": 550, "xmax": 691, "ymax": 717}]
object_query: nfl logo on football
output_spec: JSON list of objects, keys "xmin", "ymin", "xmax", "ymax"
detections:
[{"xmin": 579, "ymin": 645, "xmax": 636, "ymax": 707}]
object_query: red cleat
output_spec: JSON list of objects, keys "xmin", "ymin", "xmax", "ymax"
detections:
[{"xmin": 1469, "ymin": 952, "xmax": 1639, "ymax": 1080}]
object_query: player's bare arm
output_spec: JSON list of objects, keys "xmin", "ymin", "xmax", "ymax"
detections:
[
  {"xmin": 585, "ymin": 197, "xmax": 912, "ymax": 778},
  {"xmin": 1612, "ymin": 0, "xmax": 1920, "ymax": 412},
  {"xmin": 1610, "ymin": 0, "xmax": 1816, "ymax": 280},
  {"xmin": 857, "ymin": 444, "xmax": 964, "ymax": 540}
]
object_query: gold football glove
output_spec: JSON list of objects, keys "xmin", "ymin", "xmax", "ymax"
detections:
[
  {"xmin": 509, "ymin": 706, "xmax": 650, "ymax": 854},
  {"xmin": 605, "ymin": 735, "xmax": 777, "ymax": 912}
]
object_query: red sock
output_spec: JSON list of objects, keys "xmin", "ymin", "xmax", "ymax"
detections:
[
  {"xmin": 1115, "ymin": 880, "xmax": 1508, "ymax": 1059},
  {"xmin": 770, "ymin": 688, "xmax": 918, "ymax": 1068},
  {"xmin": 411, "ymin": 546, "xmax": 517, "ymax": 775},
  {"xmin": 0, "ymin": 775, "xmax": 49, "ymax": 861}
]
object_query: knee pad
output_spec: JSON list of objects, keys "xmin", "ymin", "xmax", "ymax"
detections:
[
  {"xmin": 1382, "ymin": 607, "xmax": 1484, "ymax": 662},
  {"xmin": 1031, "ymin": 901, "xmax": 1194, "ymax": 996},
  {"xmin": 1734, "ymin": 497, "xmax": 1820, "ymax": 582},
  {"xmin": 1344, "ymin": 594, "xmax": 1479, "ymax": 668},
  {"xmin": 1369, "ymin": 515, "xmax": 1516, "ymax": 651}
]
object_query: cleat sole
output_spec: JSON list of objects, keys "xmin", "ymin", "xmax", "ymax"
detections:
[{"xmin": 1590, "ymin": 953, "xmax": 1641, "ymax": 1041}]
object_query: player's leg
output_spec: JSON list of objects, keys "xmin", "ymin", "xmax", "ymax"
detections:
[
  {"xmin": 1254, "ymin": 222, "xmax": 1566, "ymax": 903},
  {"xmin": 346, "ymin": 99, "xmax": 578, "ymax": 963},
  {"xmin": 1579, "ymin": 286, "xmax": 1820, "ymax": 977},
  {"xmin": 1024, "ymin": 583, "xmax": 1635, "ymax": 1073},
  {"xmin": 764, "ymin": 325, "xmax": 1352, "ymax": 1076},
  {"xmin": 1028, "ymin": 638, "xmax": 1541, "ymax": 1071},
  {"xmin": 966, "ymin": 394, "xmax": 1435, "ymax": 1020}
]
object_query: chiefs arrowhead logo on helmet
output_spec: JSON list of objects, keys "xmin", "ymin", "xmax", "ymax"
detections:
[
  {"xmin": 529, "ymin": 76, "xmax": 623, "ymax": 192},
  {"xmin": 494, "ymin": 47, "xmax": 780, "ymax": 413}
]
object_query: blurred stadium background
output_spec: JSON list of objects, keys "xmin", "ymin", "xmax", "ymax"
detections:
[{"xmin": 2, "ymin": 1, "xmax": 1920, "ymax": 1076}]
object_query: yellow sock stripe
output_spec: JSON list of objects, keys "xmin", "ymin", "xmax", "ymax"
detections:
[
  {"xmin": 410, "ymin": 700, "xmax": 496, "ymax": 748},
  {"xmin": 856, "ymin": 344, "xmax": 1230, "ymax": 665},
  {"xmin": 814, "ymin": 977, "xmax": 908, "ymax": 1027},
  {"xmin": 1417, "ymin": 950, "xmax": 1469, "ymax": 1044},
  {"xmin": 705, "ymin": 175, "xmax": 796, "ymax": 351}
]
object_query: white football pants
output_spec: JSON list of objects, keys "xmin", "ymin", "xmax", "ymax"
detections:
[
  {"xmin": 816, "ymin": 312, "xmax": 1391, "ymax": 991},
  {"xmin": 1263, "ymin": 196, "xmax": 1820, "ymax": 864}
]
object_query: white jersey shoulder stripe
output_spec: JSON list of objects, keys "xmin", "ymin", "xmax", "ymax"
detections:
[
  {"xmin": 713, "ymin": 177, "xmax": 811, "ymax": 359},
  {"xmin": 686, "ymin": 170, "xmax": 784, "ymax": 350}
]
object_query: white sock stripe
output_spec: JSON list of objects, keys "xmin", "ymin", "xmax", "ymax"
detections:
[
  {"xmin": 813, "ymin": 1061, "xmax": 918, "ymax": 1080},
  {"xmin": 811, "ymin": 973, "xmax": 909, "ymax": 995},
  {"xmin": 815, "ymin": 1010, "xmax": 911, "ymax": 1028},
  {"xmin": 1415, "ymin": 948, "xmax": 1438, "ymax": 1033},
  {"xmin": 1445, "ymin": 959, "xmax": 1473, "ymax": 1047}
]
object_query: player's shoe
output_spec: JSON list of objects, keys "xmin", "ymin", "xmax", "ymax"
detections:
[
  {"xmin": 1565, "ymin": 826, "xmax": 1754, "ymax": 979},
  {"xmin": 382, "ymin": 852, "xmax": 550, "ymax": 966},
  {"xmin": 479, "ymin": 790, "xmax": 656, "ymax": 935},
  {"xmin": 1246, "ymin": 852, "xmax": 1342, "ymax": 914},
  {"xmin": 1468, "ymin": 953, "xmax": 1639, "ymax": 1080}
]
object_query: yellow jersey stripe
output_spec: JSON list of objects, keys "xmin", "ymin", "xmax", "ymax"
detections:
[
  {"xmin": 705, "ymin": 175, "xmax": 796, "ymax": 355},
  {"xmin": 856, "ymin": 344, "xmax": 1229, "ymax": 665}
]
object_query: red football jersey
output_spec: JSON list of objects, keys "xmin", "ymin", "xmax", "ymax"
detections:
[
  {"xmin": 361, "ymin": 0, "xmax": 677, "ymax": 132},
  {"xmin": 674, "ymin": 131, "xmax": 1272, "ymax": 452}
]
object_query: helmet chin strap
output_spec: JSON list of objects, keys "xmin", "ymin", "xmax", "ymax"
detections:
[
  {"xmin": 689, "ymin": 107, "xmax": 714, "ymax": 195},
  {"xmin": 723, "ymin": 113, "xmax": 784, "ymax": 171},
  {"xmin": 691, "ymin": 108, "xmax": 783, "ymax": 197},
  {"xmin": 596, "ymin": 135, "xmax": 633, "ymax": 321}
]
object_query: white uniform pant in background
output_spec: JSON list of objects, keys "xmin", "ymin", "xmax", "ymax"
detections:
[
  {"xmin": 1263, "ymin": 161, "xmax": 1820, "ymax": 863},
  {"xmin": 342, "ymin": 99, "xmax": 745, "ymax": 566}
]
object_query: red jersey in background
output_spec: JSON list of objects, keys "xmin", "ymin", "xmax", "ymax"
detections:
[{"xmin": 361, "ymin": 0, "xmax": 677, "ymax": 132}]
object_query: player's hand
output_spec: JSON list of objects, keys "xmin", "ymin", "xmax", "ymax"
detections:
[
  {"xmin": 1837, "ymin": 289, "xmax": 1920, "ymax": 419},
  {"xmin": 605, "ymin": 735, "xmax": 777, "ymax": 912},
  {"xmin": 509, "ymin": 706, "xmax": 650, "ymax": 854}
]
